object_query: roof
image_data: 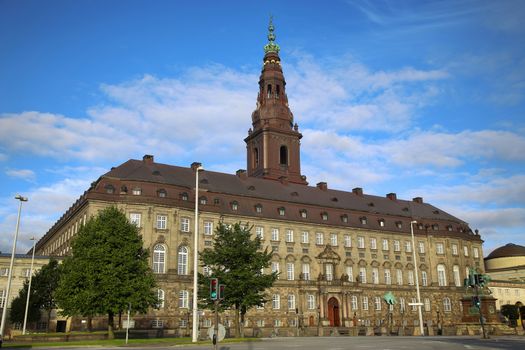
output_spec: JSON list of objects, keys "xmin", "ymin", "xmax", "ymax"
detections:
[
  {"xmin": 485, "ymin": 243, "xmax": 525, "ymax": 260},
  {"xmin": 101, "ymin": 158, "xmax": 466, "ymax": 223}
]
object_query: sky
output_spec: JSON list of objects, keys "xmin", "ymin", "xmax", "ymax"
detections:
[{"xmin": 0, "ymin": 0, "xmax": 524, "ymax": 256}]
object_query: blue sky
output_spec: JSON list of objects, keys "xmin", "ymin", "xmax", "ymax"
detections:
[{"xmin": 1, "ymin": 0, "xmax": 524, "ymax": 255}]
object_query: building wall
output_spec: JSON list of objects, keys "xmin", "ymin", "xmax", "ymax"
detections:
[
  {"xmin": 35, "ymin": 196, "xmax": 485, "ymax": 332},
  {"xmin": 488, "ymin": 280, "xmax": 525, "ymax": 310}
]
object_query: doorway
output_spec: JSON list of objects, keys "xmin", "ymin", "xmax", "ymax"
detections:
[{"xmin": 327, "ymin": 297, "xmax": 341, "ymax": 327}]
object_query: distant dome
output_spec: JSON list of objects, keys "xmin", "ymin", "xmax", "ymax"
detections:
[{"xmin": 485, "ymin": 243, "xmax": 525, "ymax": 260}]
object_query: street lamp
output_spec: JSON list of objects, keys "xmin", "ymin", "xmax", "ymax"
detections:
[
  {"xmin": 22, "ymin": 236, "xmax": 36, "ymax": 335},
  {"xmin": 192, "ymin": 163, "xmax": 203, "ymax": 343},
  {"xmin": 0, "ymin": 195, "xmax": 28, "ymax": 342},
  {"xmin": 410, "ymin": 220, "xmax": 425, "ymax": 336}
]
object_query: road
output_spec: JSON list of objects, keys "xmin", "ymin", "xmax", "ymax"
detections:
[{"xmin": 7, "ymin": 336, "xmax": 525, "ymax": 350}]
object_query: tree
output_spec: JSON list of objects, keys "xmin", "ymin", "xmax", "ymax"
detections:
[
  {"xmin": 198, "ymin": 222, "xmax": 277, "ymax": 338},
  {"xmin": 501, "ymin": 304, "xmax": 519, "ymax": 327},
  {"xmin": 55, "ymin": 207, "xmax": 158, "ymax": 338},
  {"xmin": 9, "ymin": 259, "xmax": 60, "ymax": 332}
]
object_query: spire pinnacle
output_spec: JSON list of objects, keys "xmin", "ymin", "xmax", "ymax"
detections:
[{"xmin": 264, "ymin": 15, "xmax": 280, "ymax": 54}]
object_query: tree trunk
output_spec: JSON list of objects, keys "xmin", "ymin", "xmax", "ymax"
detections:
[
  {"xmin": 240, "ymin": 309, "xmax": 245, "ymax": 338},
  {"xmin": 118, "ymin": 311, "xmax": 122, "ymax": 330},
  {"xmin": 47, "ymin": 309, "xmax": 52, "ymax": 333},
  {"xmin": 234, "ymin": 305, "xmax": 240, "ymax": 338},
  {"xmin": 107, "ymin": 311, "xmax": 115, "ymax": 339},
  {"xmin": 87, "ymin": 316, "xmax": 93, "ymax": 332}
]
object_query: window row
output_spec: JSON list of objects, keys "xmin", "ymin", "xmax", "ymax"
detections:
[
  {"xmin": 155, "ymin": 288, "xmax": 190, "ymax": 309},
  {"xmin": 437, "ymin": 242, "xmax": 480, "ymax": 258}
]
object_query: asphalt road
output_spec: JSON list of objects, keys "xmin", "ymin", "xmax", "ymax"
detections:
[{"xmin": 7, "ymin": 336, "xmax": 525, "ymax": 350}]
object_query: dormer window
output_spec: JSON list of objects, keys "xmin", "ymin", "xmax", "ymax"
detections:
[
  {"xmin": 378, "ymin": 219, "xmax": 385, "ymax": 227},
  {"xmin": 447, "ymin": 225, "xmax": 453, "ymax": 232},
  {"xmin": 341, "ymin": 214, "xmax": 348, "ymax": 223},
  {"xmin": 104, "ymin": 184, "xmax": 115, "ymax": 194},
  {"xmin": 214, "ymin": 198, "xmax": 220, "ymax": 205},
  {"xmin": 181, "ymin": 192, "xmax": 189, "ymax": 201},
  {"xmin": 132, "ymin": 188, "xmax": 142, "ymax": 196},
  {"xmin": 432, "ymin": 224, "xmax": 439, "ymax": 231},
  {"xmin": 231, "ymin": 201, "xmax": 239, "ymax": 211},
  {"xmin": 300, "ymin": 209, "xmax": 307, "ymax": 218},
  {"xmin": 321, "ymin": 212, "xmax": 328, "ymax": 221},
  {"xmin": 199, "ymin": 196, "xmax": 207, "ymax": 205},
  {"xmin": 396, "ymin": 221, "xmax": 403, "ymax": 229},
  {"xmin": 417, "ymin": 223, "xmax": 424, "ymax": 230},
  {"xmin": 157, "ymin": 189, "xmax": 167, "ymax": 198},
  {"xmin": 278, "ymin": 207, "xmax": 285, "ymax": 216},
  {"xmin": 360, "ymin": 217, "xmax": 367, "ymax": 225},
  {"xmin": 255, "ymin": 204, "xmax": 263, "ymax": 213},
  {"xmin": 120, "ymin": 185, "xmax": 128, "ymax": 194}
]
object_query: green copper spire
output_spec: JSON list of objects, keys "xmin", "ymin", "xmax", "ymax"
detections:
[{"xmin": 264, "ymin": 16, "xmax": 280, "ymax": 54}]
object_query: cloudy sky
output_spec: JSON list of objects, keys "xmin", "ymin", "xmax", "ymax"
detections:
[{"xmin": 1, "ymin": 0, "xmax": 524, "ymax": 255}]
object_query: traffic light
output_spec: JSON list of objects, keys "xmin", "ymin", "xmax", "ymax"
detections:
[
  {"xmin": 218, "ymin": 284, "xmax": 225, "ymax": 300},
  {"xmin": 210, "ymin": 278, "xmax": 219, "ymax": 300},
  {"xmin": 472, "ymin": 296, "xmax": 480, "ymax": 308}
]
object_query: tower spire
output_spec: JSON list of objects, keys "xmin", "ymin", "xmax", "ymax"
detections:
[{"xmin": 244, "ymin": 17, "xmax": 307, "ymax": 185}]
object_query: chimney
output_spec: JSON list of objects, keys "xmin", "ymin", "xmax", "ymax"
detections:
[
  {"xmin": 412, "ymin": 197, "xmax": 423, "ymax": 204},
  {"xmin": 352, "ymin": 187, "xmax": 363, "ymax": 196},
  {"xmin": 236, "ymin": 169, "xmax": 247, "ymax": 179},
  {"xmin": 316, "ymin": 182, "xmax": 327, "ymax": 191},
  {"xmin": 191, "ymin": 162, "xmax": 202, "ymax": 171},
  {"xmin": 143, "ymin": 154, "xmax": 154, "ymax": 164},
  {"xmin": 279, "ymin": 176, "xmax": 289, "ymax": 185},
  {"xmin": 386, "ymin": 193, "xmax": 397, "ymax": 201}
]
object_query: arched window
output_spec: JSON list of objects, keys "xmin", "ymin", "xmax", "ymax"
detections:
[
  {"xmin": 153, "ymin": 244, "xmax": 166, "ymax": 274},
  {"xmin": 178, "ymin": 246, "xmax": 188, "ymax": 275},
  {"xmin": 267, "ymin": 84, "xmax": 272, "ymax": 98},
  {"xmin": 157, "ymin": 289, "xmax": 165, "ymax": 308},
  {"xmin": 253, "ymin": 148, "xmax": 259, "ymax": 167},
  {"xmin": 437, "ymin": 264, "xmax": 447, "ymax": 286},
  {"xmin": 279, "ymin": 145, "xmax": 288, "ymax": 165}
]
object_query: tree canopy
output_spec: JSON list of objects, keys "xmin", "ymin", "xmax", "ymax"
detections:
[
  {"xmin": 198, "ymin": 222, "xmax": 277, "ymax": 337},
  {"xmin": 54, "ymin": 206, "xmax": 158, "ymax": 337}
]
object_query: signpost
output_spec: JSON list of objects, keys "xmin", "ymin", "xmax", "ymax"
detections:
[{"xmin": 209, "ymin": 278, "xmax": 225, "ymax": 350}]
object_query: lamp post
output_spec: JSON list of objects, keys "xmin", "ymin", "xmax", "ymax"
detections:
[
  {"xmin": 410, "ymin": 220, "xmax": 425, "ymax": 336},
  {"xmin": 0, "ymin": 195, "xmax": 28, "ymax": 342},
  {"xmin": 22, "ymin": 237, "xmax": 36, "ymax": 335},
  {"xmin": 192, "ymin": 164, "xmax": 203, "ymax": 343}
]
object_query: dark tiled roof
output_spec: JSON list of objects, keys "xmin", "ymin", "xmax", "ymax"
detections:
[
  {"xmin": 102, "ymin": 159, "xmax": 465, "ymax": 223},
  {"xmin": 485, "ymin": 243, "xmax": 525, "ymax": 260}
]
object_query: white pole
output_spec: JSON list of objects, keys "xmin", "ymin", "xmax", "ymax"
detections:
[
  {"xmin": 0, "ymin": 195, "xmax": 28, "ymax": 342},
  {"xmin": 125, "ymin": 303, "xmax": 130, "ymax": 344},
  {"xmin": 192, "ymin": 165, "xmax": 203, "ymax": 342},
  {"xmin": 22, "ymin": 237, "xmax": 36, "ymax": 335},
  {"xmin": 410, "ymin": 220, "xmax": 425, "ymax": 336}
]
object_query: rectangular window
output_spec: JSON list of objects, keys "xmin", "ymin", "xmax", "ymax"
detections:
[
  {"xmin": 452, "ymin": 244, "xmax": 458, "ymax": 255},
  {"xmin": 344, "ymin": 235, "xmax": 351, "ymax": 247},
  {"xmin": 375, "ymin": 297, "xmax": 382, "ymax": 310},
  {"xmin": 359, "ymin": 267, "xmax": 367, "ymax": 284},
  {"xmin": 393, "ymin": 240, "xmax": 400, "ymax": 252},
  {"xmin": 130, "ymin": 213, "xmax": 141, "ymax": 227},
  {"xmin": 436, "ymin": 243, "xmax": 444, "ymax": 254},
  {"xmin": 272, "ymin": 262, "xmax": 280, "ymax": 278},
  {"xmin": 0, "ymin": 268, "xmax": 9, "ymax": 277},
  {"xmin": 271, "ymin": 228, "xmax": 279, "ymax": 241},
  {"xmin": 0, "ymin": 290, "xmax": 6, "ymax": 308},
  {"xmin": 418, "ymin": 242, "xmax": 425, "ymax": 254},
  {"xmin": 424, "ymin": 298, "xmax": 431, "ymax": 312},
  {"xmin": 180, "ymin": 217, "xmax": 190, "ymax": 232},
  {"xmin": 411, "ymin": 298, "xmax": 417, "ymax": 311},
  {"xmin": 473, "ymin": 247, "xmax": 479, "ymax": 258},
  {"xmin": 405, "ymin": 241, "xmax": 412, "ymax": 253},
  {"xmin": 421, "ymin": 271, "xmax": 428, "ymax": 286},
  {"xmin": 382, "ymin": 239, "xmax": 389, "ymax": 251},
  {"xmin": 396, "ymin": 269, "xmax": 403, "ymax": 285},
  {"xmin": 370, "ymin": 238, "xmax": 377, "ymax": 250},
  {"xmin": 372, "ymin": 267, "xmax": 379, "ymax": 284},
  {"xmin": 287, "ymin": 294, "xmax": 295, "ymax": 310},
  {"xmin": 330, "ymin": 233, "xmax": 337, "ymax": 246},
  {"xmin": 272, "ymin": 294, "xmax": 280, "ymax": 309},
  {"xmin": 286, "ymin": 229, "xmax": 294, "ymax": 243},
  {"xmin": 408, "ymin": 270, "xmax": 414, "ymax": 285},
  {"xmin": 351, "ymin": 296, "xmax": 358, "ymax": 310},
  {"xmin": 325, "ymin": 264, "xmax": 333, "ymax": 281},
  {"xmin": 302, "ymin": 263, "xmax": 310, "ymax": 281},
  {"xmin": 204, "ymin": 221, "xmax": 213, "ymax": 235},
  {"xmin": 255, "ymin": 226, "xmax": 264, "ymax": 239},
  {"xmin": 179, "ymin": 290, "xmax": 189, "ymax": 308},
  {"xmin": 307, "ymin": 294, "xmax": 315, "ymax": 310},
  {"xmin": 22, "ymin": 268, "xmax": 31, "ymax": 278},
  {"xmin": 362, "ymin": 296, "xmax": 369, "ymax": 310},
  {"xmin": 287, "ymin": 263, "xmax": 294, "ymax": 281},
  {"xmin": 156, "ymin": 215, "xmax": 167, "ymax": 229},
  {"xmin": 316, "ymin": 232, "xmax": 324, "ymax": 245},
  {"xmin": 384, "ymin": 269, "xmax": 391, "ymax": 285},
  {"xmin": 358, "ymin": 236, "xmax": 365, "ymax": 249},
  {"xmin": 464, "ymin": 246, "xmax": 469, "ymax": 257},
  {"xmin": 346, "ymin": 266, "xmax": 353, "ymax": 282},
  {"xmin": 301, "ymin": 231, "xmax": 309, "ymax": 244}
]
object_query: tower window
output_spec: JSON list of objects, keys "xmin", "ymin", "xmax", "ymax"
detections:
[
  {"xmin": 276, "ymin": 85, "xmax": 280, "ymax": 98},
  {"xmin": 253, "ymin": 147, "xmax": 259, "ymax": 167},
  {"xmin": 267, "ymin": 84, "xmax": 272, "ymax": 98},
  {"xmin": 279, "ymin": 145, "xmax": 288, "ymax": 166}
]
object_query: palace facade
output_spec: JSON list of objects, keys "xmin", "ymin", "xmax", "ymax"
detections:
[{"xmin": 34, "ymin": 21, "xmax": 485, "ymax": 336}]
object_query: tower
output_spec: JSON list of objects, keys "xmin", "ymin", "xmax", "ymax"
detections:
[{"xmin": 245, "ymin": 18, "xmax": 307, "ymax": 185}]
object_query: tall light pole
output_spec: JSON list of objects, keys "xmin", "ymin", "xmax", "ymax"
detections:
[
  {"xmin": 22, "ymin": 237, "xmax": 36, "ymax": 335},
  {"xmin": 192, "ymin": 163, "xmax": 203, "ymax": 342},
  {"xmin": 410, "ymin": 220, "xmax": 425, "ymax": 336},
  {"xmin": 0, "ymin": 195, "xmax": 28, "ymax": 342}
]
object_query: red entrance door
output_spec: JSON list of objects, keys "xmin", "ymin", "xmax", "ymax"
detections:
[{"xmin": 327, "ymin": 297, "xmax": 341, "ymax": 327}]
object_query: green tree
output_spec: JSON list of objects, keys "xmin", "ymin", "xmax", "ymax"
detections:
[
  {"xmin": 55, "ymin": 207, "xmax": 158, "ymax": 338},
  {"xmin": 9, "ymin": 259, "xmax": 60, "ymax": 332},
  {"xmin": 501, "ymin": 304, "xmax": 519, "ymax": 327},
  {"xmin": 198, "ymin": 222, "xmax": 277, "ymax": 338}
]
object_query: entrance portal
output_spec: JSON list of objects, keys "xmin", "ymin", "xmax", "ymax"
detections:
[{"xmin": 327, "ymin": 297, "xmax": 341, "ymax": 327}]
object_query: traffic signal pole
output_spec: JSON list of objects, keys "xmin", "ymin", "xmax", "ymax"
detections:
[
  {"xmin": 214, "ymin": 300, "xmax": 219, "ymax": 350},
  {"xmin": 475, "ymin": 283, "xmax": 488, "ymax": 339}
]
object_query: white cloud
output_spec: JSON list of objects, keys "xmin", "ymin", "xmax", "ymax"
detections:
[{"xmin": 5, "ymin": 168, "xmax": 36, "ymax": 182}]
